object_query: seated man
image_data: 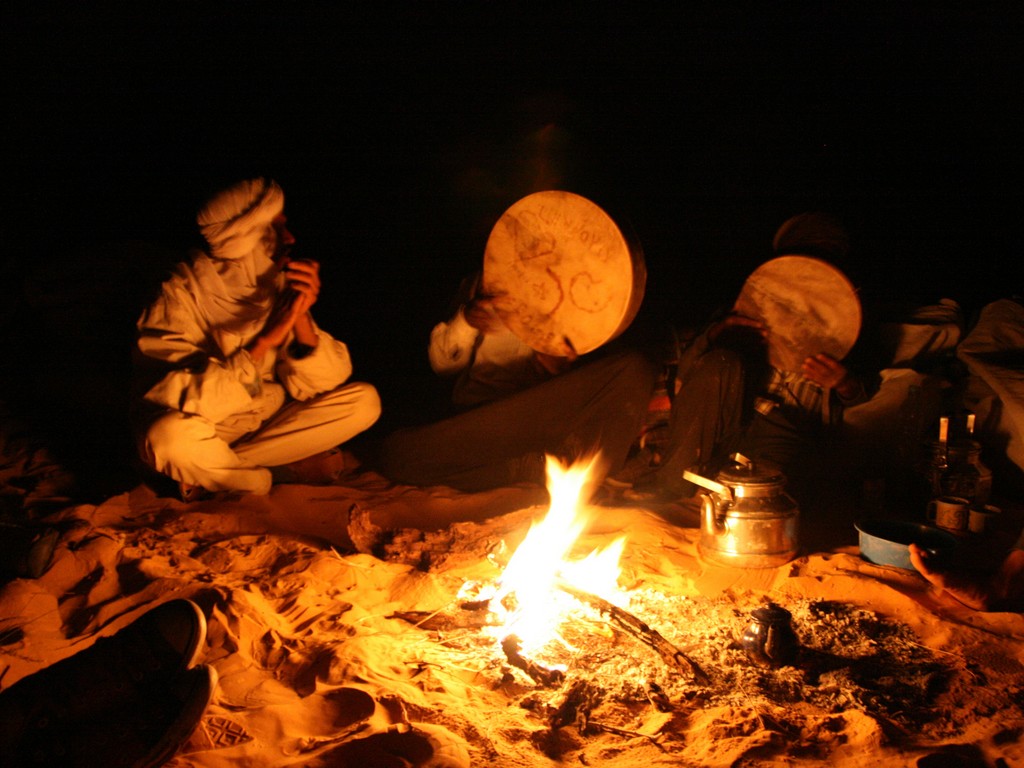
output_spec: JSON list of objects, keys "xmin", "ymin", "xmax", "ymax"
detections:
[
  {"xmin": 638, "ymin": 310, "xmax": 871, "ymax": 499},
  {"xmin": 369, "ymin": 272, "xmax": 656, "ymax": 492},
  {"xmin": 957, "ymin": 295, "xmax": 1024, "ymax": 497},
  {"xmin": 133, "ymin": 178, "xmax": 381, "ymax": 499},
  {"xmin": 637, "ymin": 213, "xmax": 872, "ymax": 500},
  {"xmin": 428, "ymin": 271, "xmax": 573, "ymax": 410},
  {"xmin": 908, "ymin": 294, "xmax": 1024, "ymax": 612}
]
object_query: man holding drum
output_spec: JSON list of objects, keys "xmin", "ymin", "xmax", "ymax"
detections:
[
  {"xmin": 369, "ymin": 191, "xmax": 657, "ymax": 492},
  {"xmin": 635, "ymin": 213, "xmax": 874, "ymax": 501}
]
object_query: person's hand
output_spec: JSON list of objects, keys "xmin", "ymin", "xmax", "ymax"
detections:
[
  {"xmin": 282, "ymin": 258, "xmax": 321, "ymax": 315},
  {"xmin": 463, "ymin": 296, "xmax": 507, "ymax": 334},
  {"xmin": 801, "ymin": 353, "xmax": 862, "ymax": 400},
  {"xmin": 253, "ymin": 294, "xmax": 301, "ymax": 352},
  {"xmin": 249, "ymin": 259, "xmax": 322, "ymax": 359},
  {"xmin": 909, "ymin": 542, "xmax": 993, "ymax": 611}
]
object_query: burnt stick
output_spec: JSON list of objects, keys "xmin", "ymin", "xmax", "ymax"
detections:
[{"xmin": 555, "ymin": 581, "xmax": 709, "ymax": 684}]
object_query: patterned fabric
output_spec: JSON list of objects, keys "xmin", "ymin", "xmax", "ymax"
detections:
[{"xmin": 760, "ymin": 367, "xmax": 829, "ymax": 426}]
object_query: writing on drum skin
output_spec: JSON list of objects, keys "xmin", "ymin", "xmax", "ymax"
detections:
[
  {"xmin": 486, "ymin": 197, "xmax": 630, "ymax": 355},
  {"xmin": 504, "ymin": 210, "xmax": 614, "ymax": 313},
  {"xmin": 509, "ymin": 214, "xmax": 557, "ymax": 262},
  {"xmin": 538, "ymin": 266, "xmax": 565, "ymax": 316},
  {"xmin": 743, "ymin": 277, "xmax": 853, "ymax": 369},
  {"xmin": 533, "ymin": 203, "xmax": 612, "ymax": 257}
]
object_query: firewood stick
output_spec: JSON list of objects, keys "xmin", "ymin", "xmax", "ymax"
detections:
[
  {"xmin": 589, "ymin": 721, "xmax": 665, "ymax": 745},
  {"xmin": 501, "ymin": 634, "xmax": 566, "ymax": 687},
  {"xmin": 555, "ymin": 580, "xmax": 709, "ymax": 684}
]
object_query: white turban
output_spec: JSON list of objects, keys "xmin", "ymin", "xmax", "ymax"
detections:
[
  {"xmin": 197, "ymin": 178, "xmax": 285, "ymax": 260},
  {"xmin": 189, "ymin": 178, "xmax": 288, "ymax": 337}
]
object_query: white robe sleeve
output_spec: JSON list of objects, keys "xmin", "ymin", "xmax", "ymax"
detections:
[
  {"xmin": 137, "ymin": 289, "xmax": 260, "ymax": 424},
  {"xmin": 275, "ymin": 322, "xmax": 353, "ymax": 401},
  {"xmin": 958, "ymin": 298, "xmax": 1024, "ymax": 473}
]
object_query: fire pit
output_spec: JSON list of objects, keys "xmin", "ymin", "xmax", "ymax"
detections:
[
  {"xmin": 381, "ymin": 456, "xmax": 1024, "ymax": 765},
  {"xmin": 5, "ymin": 459, "xmax": 1023, "ymax": 767}
]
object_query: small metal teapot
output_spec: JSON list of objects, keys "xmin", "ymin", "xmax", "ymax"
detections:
[
  {"xmin": 684, "ymin": 453, "xmax": 800, "ymax": 568},
  {"xmin": 740, "ymin": 603, "xmax": 800, "ymax": 667}
]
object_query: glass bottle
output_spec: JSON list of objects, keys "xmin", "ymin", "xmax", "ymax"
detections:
[
  {"xmin": 961, "ymin": 412, "xmax": 992, "ymax": 504},
  {"xmin": 922, "ymin": 416, "xmax": 955, "ymax": 498},
  {"xmin": 948, "ymin": 440, "xmax": 991, "ymax": 505}
]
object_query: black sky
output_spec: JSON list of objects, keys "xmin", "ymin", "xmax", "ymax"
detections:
[{"xmin": 2, "ymin": 3, "xmax": 1023, "ymax": 465}]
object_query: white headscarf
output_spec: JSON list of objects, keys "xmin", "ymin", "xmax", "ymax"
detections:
[
  {"xmin": 192, "ymin": 178, "xmax": 287, "ymax": 338},
  {"xmin": 198, "ymin": 178, "xmax": 285, "ymax": 260}
]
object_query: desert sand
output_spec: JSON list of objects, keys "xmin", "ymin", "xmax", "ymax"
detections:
[{"xmin": 2, "ymin": 460, "xmax": 1023, "ymax": 768}]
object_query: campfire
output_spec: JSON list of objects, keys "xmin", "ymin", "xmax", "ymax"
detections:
[
  {"xmin": 452, "ymin": 454, "xmax": 704, "ymax": 688},
  {"xmin": 7, "ymin": 447, "xmax": 1021, "ymax": 767},
  {"xmin": 476, "ymin": 455, "xmax": 625, "ymax": 649}
]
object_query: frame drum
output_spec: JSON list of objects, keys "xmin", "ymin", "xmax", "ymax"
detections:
[
  {"xmin": 733, "ymin": 255, "xmax": 861, "ymax": 373},
  {"xmin": 481, "ymin": 191, "xmax": 646, "ymax": 356}
]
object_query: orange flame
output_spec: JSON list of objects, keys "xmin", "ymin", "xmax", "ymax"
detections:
[{"xmin": 486, "ymin": 454, "xmax": 627, "ymax": 653}]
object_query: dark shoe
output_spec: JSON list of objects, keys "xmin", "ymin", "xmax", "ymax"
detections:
[
  {"xmin": 0, "ymin": 523, "xmax": 59, "ymax": 579},
  {"xmin": 128, "ymin": 664, "xmax": 219, "ymax": 768},
  {"xmin": 0, "ymin": 599, "xmax": 208, "ymax": 765},
  {"xmin": 622, "ymin": 478, "xmax": 696, "ymax": 504},
  {"xmin": 14, "ymin": 664, "xmax": 217, "ymax": 768},
  {"xmin": 118, "ymin": 598, "xmax": 208, "ymax": 673}
]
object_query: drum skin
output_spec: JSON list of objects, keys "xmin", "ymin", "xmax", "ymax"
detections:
[
  {"xmin": 482, "ymin": 190, "xmax": 646, "ymax": 356},
  {"xmin": 733, "ymin": 255, "xmax": 861, "ymax": 373}
]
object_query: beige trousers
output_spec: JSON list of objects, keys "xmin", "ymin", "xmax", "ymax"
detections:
[{"xmin": 139, "ymin": 381, "xmax": 381, "ymax": 494}]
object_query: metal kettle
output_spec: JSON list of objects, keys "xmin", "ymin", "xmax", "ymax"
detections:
[
  {"xmin": 683, "ymin": 453, "xmax": 800, "ymax": 568},
  {"xmin": 740, "ymin": 603, "xmax": 800, "ymax": 666}
]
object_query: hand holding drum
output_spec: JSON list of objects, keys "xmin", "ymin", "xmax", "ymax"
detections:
[{"xmin": 732, "ymin": 255, "xmax": 861, "ymax": 374}]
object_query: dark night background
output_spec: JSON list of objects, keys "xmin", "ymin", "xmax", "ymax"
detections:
[{"xmin": 2, "ymin": 3, "xmax": 1022, "ymax": 499}]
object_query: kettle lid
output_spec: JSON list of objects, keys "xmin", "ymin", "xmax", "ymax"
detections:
[
  {"xmin": 751, "ymin": 602, "xmax": 792, "ymax": 623},
  {"xmin": 716, "ymin": 453, "xmax": 787, "ymax": 488}
]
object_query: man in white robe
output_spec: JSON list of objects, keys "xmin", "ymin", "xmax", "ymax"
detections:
[
  {"xmin": 373, "ymin": 266, "xmax": 655, "ymax": 492},
  {"xmin": 134, "ymin": 178, "xmax": 381, "ymax": 498}
]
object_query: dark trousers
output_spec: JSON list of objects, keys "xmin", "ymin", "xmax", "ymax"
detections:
[
  {"xmin": 652, "ymin": 347, "xmax": 821, "ymax": 494},
  {"xmin": 372, "ymin": 350, "xmax": 657, "ymax": 492},
  {"xmin": 652, "ymin": 348, "xmax": 746, "ymax": 494}
]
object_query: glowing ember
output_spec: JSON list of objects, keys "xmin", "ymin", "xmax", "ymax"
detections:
[{"xmin": 485, "ymin": 454, "xmax": 628, "ymax": 653}]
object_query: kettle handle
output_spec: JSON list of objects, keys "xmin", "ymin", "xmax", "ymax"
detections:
[
  {"xmin": 682, "ymin": 470, "xmax": 734, "ymax": 503},
  {"xmin": 732, "ymin": 452, "xmax": 754, "ymax": 470},
  {"xmin": 765, "ymin": 622, "xmax": 778, "ymax": 659}
]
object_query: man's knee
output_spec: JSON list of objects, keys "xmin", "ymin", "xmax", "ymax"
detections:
[
  {"xmin": 140, "ymin": 411, "xmax": 214, "ymax": 471},
  {"xmin": 349, "ymin": 382, "xmax": 382, "ymax": 431},
  {"xmin": 593, "ymin": 349, "xmax": 659, "ymax": 398},
  {"xmin": 620, "ymin": 349, "xmax": 660, "ymax": 388},
  {"xmin": 324, "ymin": 381, "xmax": 382, "ymax": 433}
]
